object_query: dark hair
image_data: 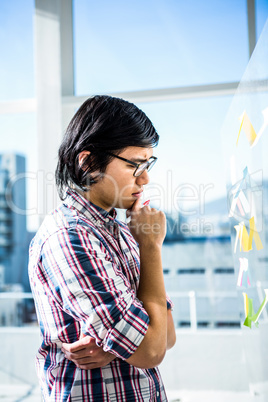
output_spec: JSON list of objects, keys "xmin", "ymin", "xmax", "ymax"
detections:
[{"xmin": 56, "ymin": 95, "xmax": 159, "ymax": 199}]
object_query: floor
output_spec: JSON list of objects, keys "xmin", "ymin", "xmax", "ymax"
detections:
[{"xmin": 0, "ymin": 385, "xmax": 266, "ymax": 402}]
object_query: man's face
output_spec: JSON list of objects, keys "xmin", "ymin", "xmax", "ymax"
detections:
[{"xmin": 88, "ymin": 146, "xmax": 153, "ymax": 210}]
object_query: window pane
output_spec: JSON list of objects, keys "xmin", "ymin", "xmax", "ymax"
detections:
[
  {"xmin": 0, "ymin": 113, "xmax": 37, "ymax": 232},
  {"xmin": 0, "ymin": 0, "xmax": 34, "ymax": 100},
  {"xmin": 256, "ymin": 0, "xmax": 268, "ymax": 40},
  {"xmin": 138, "ymin": 96, "xmax": 232, "ymax": 217},
  {"xmin": 73, "ymin": 0, "xmax": 249, "ymax": 95}
]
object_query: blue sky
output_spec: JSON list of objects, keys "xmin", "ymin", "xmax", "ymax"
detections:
[
  {"xmin": 74, "ymin": 0, "xmax": 249, "ymax": 93},
  {"xmin": 0, "ymin": 0, "xmax": 268, "ymax": 230}
]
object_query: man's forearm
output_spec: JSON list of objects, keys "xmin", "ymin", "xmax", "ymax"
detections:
[
  {"xmin": 126, "ymin": 244, "xmax": 167, "ymax": 368},
  {"xmin": 138, "ymin": 243, "xmax": 167, "ymax": 308}
]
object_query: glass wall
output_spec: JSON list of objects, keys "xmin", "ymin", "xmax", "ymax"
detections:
[{"xmin": 221, "ymin": 20, "xmax": 268, "ymax": 396}]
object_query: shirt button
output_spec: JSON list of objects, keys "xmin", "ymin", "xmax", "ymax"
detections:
[
  {"xmin": 156, "ymin": 391, "xmax": 159, "ymax": 397},
  {"xmin": 105, "ymin": 218, "xmax": 109, "ymax": 223}
]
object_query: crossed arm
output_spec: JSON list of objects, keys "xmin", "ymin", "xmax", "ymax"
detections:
[{"xmin": 62, "ymin": 308, "xmax": 176, "ymax": 370}]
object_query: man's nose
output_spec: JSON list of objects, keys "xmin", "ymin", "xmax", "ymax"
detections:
[{"xmin": 136, "ymin": 169, "xmax": 150, "ymax": 185}]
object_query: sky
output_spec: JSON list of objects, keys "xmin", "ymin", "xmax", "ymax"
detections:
[
  {"xmin": 0, "ymin": 0, "xmax": 268, "ymax": 231},
  {"xmin": 74, "ymin": 0, "xmax": 249, "ymax": 93}
]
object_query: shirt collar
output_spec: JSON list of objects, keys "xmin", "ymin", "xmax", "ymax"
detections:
[{"xmin": 64, "ymin": 188, "xmax": 117, "ymax": 224}]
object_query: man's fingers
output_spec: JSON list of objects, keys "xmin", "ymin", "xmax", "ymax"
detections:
[
  {"xmin": 62, "ymin": 348, "xmax": 91, "ymax": 359},
  {"xmin": 62, "ymin": 336, "xmax": 96, "ymax": 353},
  {"xmin": 128, "ymin": 197, "xmax": 142, "ymax": 214},
  {"xmin": 62, "ymin": 344, "xmax": 101, "ymax": 359},
  {"xmin": 61, "ymin": 335, "xmax": 117, "ymax": 371},
  {"xmin": 62, "ymin": 341, "xmax": 85, "ymax": 353},
  {"xmin": 132, "ymin": 197, "xmax": 142, "ymax": 211}
]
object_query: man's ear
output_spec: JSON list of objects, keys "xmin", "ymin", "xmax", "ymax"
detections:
[{"xmin": 78, "ymin": 151, "xmax": 91, "ymax": 169}]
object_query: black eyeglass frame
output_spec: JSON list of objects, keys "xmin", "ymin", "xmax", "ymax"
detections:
[{"xmin": 105, "ymin": 152, "xmax": 158, "ymax": 177}]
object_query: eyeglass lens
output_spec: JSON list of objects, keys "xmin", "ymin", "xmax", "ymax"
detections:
[{"xmin": 135, "ymin": 159, "xmax": 156, "ymax": 177}]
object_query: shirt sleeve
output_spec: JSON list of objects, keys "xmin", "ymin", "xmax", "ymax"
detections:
[{"xmin": 40, "ymin": 226, "xmax": 149, "ymax": 360}]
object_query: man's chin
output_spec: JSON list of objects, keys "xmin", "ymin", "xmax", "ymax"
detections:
[{"xmin": 116, "ymin": 199, "xmax": 136, "ymax": 210}]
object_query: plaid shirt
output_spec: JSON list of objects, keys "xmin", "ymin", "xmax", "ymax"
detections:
[{"xmin": 29, "ymin": 189, "xmax": 171, "ymax": 401}]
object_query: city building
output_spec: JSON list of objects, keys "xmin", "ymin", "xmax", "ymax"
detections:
[
  {"xmin": 0, "ymin": 153, "xmax": 28, "ymax": 289},
  {"xmin": 0, "ymin": 153, "xmax": 31, "ymax": 326}
]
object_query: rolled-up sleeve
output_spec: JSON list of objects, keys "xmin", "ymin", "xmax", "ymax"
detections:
[{"xmin": 39, "ymin": 226, "xmax": 149, "ymax": 360}]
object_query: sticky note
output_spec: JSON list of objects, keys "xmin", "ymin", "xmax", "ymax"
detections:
[
  {"xmin": 236, "ymin": 107, "xmax": 268, "ymax": 148},
  {"xmin": 229, "ymin": 190, "xmax": 250, "ymax": 218},
  {"xmin": 237, "ymin": 111, "xmax": 257, "ymax": 146},
  {"xmin": 248, "ymin": 216, "xmax": 263, "ymax": 251},
  {"xmin": 232, "ymin": 167, "xmax": 251, "ymax": 199},
  {"xmin": 243, "ymin": 289, "xmax": 268, "ymax": 328},
  {"xmin": 237, "ymin": 258, "xmax": 251, "ymax": 287},
  {"xmin": 234, "ymin": 223, "xmax": 251, "ymax": 252},
  {"xmin": 243, "ymin": 292, "xmax": 253, "ymax": 319},
  {"xmin": 251, "ymin": 106, "xmax": 268, "ymax": 148},
  {"xmin": 234, "ymin": 217, "xmax": 263, "ymax": 253}
]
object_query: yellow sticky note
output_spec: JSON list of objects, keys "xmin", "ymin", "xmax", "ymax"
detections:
[
  {"xmin": 236, "ymin": 111, "xmax": 257, "ymax": 146},
  {"xmin": 251, "ymin": 106, "xmax": 268, "ymax": 148},
  {"xmin": 248, "ymin": 217, "xmax": 263, "ymax": 251},
  {"xmin": 243, "ymin": 292, "xmax": 249, "ymax": 316},
  {"xmin": 234, "ymin": 223, "xmax": 251, "ymax": 252},
  {"xmin": 242, "ymin": 224, "xmax": 251, "ymax": 252},
  {"xmin": 234, "ymin": 217, "xmax": 263, "ymax": 253}
]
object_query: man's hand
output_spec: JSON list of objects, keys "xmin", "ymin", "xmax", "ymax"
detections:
[
  {"xmin": 126, "ymin": 198, "xmax": 166, "ymax": 248},
  {"xmin": 61, "ymin": 335, "xmax": 116, "ymax": 370}
]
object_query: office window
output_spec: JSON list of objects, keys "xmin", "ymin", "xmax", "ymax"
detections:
[
  {"xmin": 0, "ymin": 0, "xmax": 34, "ymax": 100},
  {"xmin": 73, "ymin": 0, "xmax": 249, "ymax": 95},
  {"xmin": 256, "ymin": 0, "xmax": 268, "ymax": 39},
  {"xmin": 138, "ymin": 96, "xmax": 232, "ymax": 216},
  {"xmin": 0, "ymin": 113, "xmax": 37, "ymax": 232}
]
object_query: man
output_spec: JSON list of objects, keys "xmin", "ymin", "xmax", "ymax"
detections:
[{"xmin": 29, "ymin": 95, "xmax": 176, "ymax": 401}]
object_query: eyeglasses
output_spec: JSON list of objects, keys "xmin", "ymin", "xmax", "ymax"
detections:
[{"xmin": 106, "ymin": 152, "xmax": 158, "ymax": 177}]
